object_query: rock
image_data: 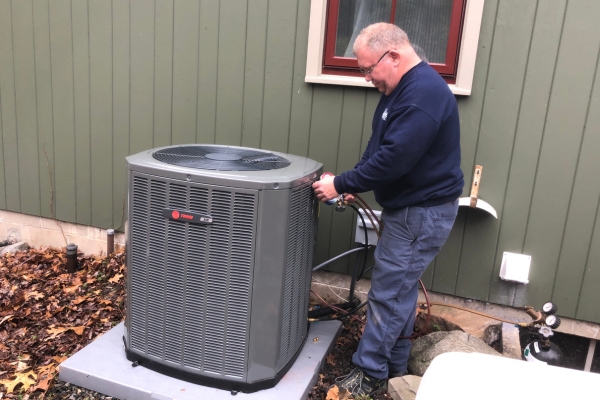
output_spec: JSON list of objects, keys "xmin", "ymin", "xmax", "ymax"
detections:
[
  {"xmin": 416, "ymin": 305, "xmax": 523, "ymax": 358},
  {"xmin": 501, "ymin": 322, "xmax": 523, "ymax": 360},
  {"xmin": 414, "ymin": 312, "xmax": 464, "ymax": 334},
  {"xmin": 418, "ymin": 305, "xmax": 501, "ymax": 342},
  {"xmin": 0, "ymin": 241, "xmax": 29, "ymax": 255},
  {"xmin": 388, "ymin": 375, "xmax": 421, "ymax": 400},
  {"xmin": 482, "ymin": 323, "xmax": 502, "ymax": 352},
  {"xmin": 408, "ymin": 331, "xmax": 501, "ymax": 376}
]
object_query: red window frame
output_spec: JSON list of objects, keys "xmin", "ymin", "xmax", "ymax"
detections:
[{"xmin": 323, "ymin": 0, "xmax": 466, "ymax": 83}]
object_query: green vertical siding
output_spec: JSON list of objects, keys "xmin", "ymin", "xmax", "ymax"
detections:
[
  {"xmin": 215, "ymin": 0, "xmax": 246, "ymax": 146},
  {"xmin": 13, "ymin": 0, "xmax": 41, "ymax": 217},
  {"xmin": 72, "ymin": 0, "xmax": 92, "ymax": 226},
  {"xmin": 1, "ymin": 0, "xmax": 21, "ymax": 212},
  {"xmin": 2, "ymin": 0, "xmax": 600, "ymax": 323},
  {"xmin": 32, "ymin": 0, "xmax": 55, "ymax": 220},
  {"xmin": 153, "ymin": 0, "xmax": 174, "ymax": 148},
  {"xmin": 489, "ymin": 0, "xmax": 567, "ymax": 305}
]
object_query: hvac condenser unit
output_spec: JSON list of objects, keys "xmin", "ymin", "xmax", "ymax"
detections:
[{"xmin": 124, "ymin": 145, "xmax": 322, "ymax": 392}]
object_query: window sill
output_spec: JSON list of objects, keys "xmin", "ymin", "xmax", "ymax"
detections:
[{"xmin": 305, "ymin": 73, "xmax": 472, "ymax": 96}]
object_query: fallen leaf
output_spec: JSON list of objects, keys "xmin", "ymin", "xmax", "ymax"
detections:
[
  {"xmin": 108, "ymin": 274, "xmax": 123, "ymax": 283},
  {"xmin": 326, "ymin": 353, "xmax": 336, "ymax": 366},
  {"xmin": 26, "ymin": 291, "xmax": 44, "ymax": 300},
  {"xmin": 52, "ymin": 356, "xmax": 67, "ymax": 364},
  {"xmin": 72, "ymin": 296, "xmax": 88, "ymax": 305},
  {"xmin": 326, "ymin": 385, "xmax": 340, "ymax": 400},
  {"xmin": 0, "ymin": 315, "xmax": 13, "ymax": 326},
  {"xmin": 15, "ymin": 361, "xmax": 29, "ymax": 372},
  {"xmin": 36, "ymin": 363, "xmax": 56, "ymax": 379},
  {"xmin": 32, "ymin": 374, "xmax": 54, "ymax": 393},
  {"xmin": 45, "ymin": 327, "xmax": 68, "ymax": 340},
  {"xmin": 0, "ymin": 370, "xmax": 38, "ymax": 393},
  {"xmin": 70, "ymin": 326, "xmax": 86, "ymax": 335},
  {"xmin": 33, "ymin": 364, "xmax": 58, "ymax": 392},
  {"xmin": 13, "ymin": 327, "xmax": 27, "ymax": 337},
  {"xmin": 63, "ymin": 286, "xmax": 79, "ymax": 294}
]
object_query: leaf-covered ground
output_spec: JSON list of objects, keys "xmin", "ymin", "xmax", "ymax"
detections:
[{"xmin": 0, "ymin": 247, "xmax": 125, "ymax": 398}]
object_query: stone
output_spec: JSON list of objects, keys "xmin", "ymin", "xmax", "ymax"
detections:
[
  {"xmin": 482, "ymin": 323, "xmax": 503, "ymax": 352},
  {"xmin": 0, "ymin": 241, "xmax": 29, "ymax": 255},
  {"xmin": 408, "ymin": 330, "xmax": 501, "ymax": 376},
  {"xmin": 417, "ymin": 305, "xmax": 502, "ymax": 341},
  {"xmin": 413, "ymin": 311, "xmax": 464, "ymax": 334},
  {"xmin": 388, "ymin": 375, "xmax": 421, "ymax": 400},
  {"xmin": 501, "ymin": 322, "xmax": 523, "ymax": 360}
]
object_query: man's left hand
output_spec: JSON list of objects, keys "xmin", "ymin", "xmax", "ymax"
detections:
[{"xmin": 312, "ymin": 175, "xmax": 339, "ymax": 202}]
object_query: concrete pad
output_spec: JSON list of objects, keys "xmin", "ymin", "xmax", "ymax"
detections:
[{"xmin": 59, "ymin": 320, "xmax": 342, "ymax": 400}]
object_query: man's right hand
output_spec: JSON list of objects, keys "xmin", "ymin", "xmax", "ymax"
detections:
[{"xmin": 344, "ymin": 194, "xmax": 356, "ymax": 204}]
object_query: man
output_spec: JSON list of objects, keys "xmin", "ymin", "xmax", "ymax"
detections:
[{"xmin": 312, "ymin": 23, "xmax": 463, "ymax": 397}]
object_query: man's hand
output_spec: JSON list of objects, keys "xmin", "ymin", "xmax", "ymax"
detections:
[
  {"xmin": 343, "ymin": 193, "xmax": 356, "ymax": 204},
  {"xmin": 312, "ymin": 175, "xmax": 339, "ymax": 202}
]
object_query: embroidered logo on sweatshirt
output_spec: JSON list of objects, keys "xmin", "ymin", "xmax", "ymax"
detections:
[{"xmin": 382, "ymin": 108, "xmax": 388, "ymax": 121}]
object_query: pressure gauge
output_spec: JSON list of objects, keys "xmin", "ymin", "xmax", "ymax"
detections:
[
  {"xmin": 545, "ymin": 314, "xmax": 561, "ymax": 329},
  {"xmin": 542, "ymin": 301, "xmax": 558, "ymax": 315}
]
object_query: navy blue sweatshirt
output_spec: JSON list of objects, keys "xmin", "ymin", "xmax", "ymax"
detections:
[{"xmin": 334, "ymin": 61, "xmax": 463, "ymax": 209}]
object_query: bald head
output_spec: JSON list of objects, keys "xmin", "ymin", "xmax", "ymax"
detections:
[{"xmin": 353, "ymin": 23, "xmax": 410, "ymax": 55}]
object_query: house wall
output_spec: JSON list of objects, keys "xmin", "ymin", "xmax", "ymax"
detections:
[{"xmin": 1, "ymin": 0, "xmax": 599, "ymax": 322}]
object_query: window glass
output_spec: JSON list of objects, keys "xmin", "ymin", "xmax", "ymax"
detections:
[
  {"xmin": 335, "ymin": 0, "xmax": 392, "ymax": 58},
  {"xmin": 395, "ymin": 0, "xmax": 453, "ymax": 63},
  {"xmin": 334, "ymin": 0, "xmax": 454, "ymax": 63}
]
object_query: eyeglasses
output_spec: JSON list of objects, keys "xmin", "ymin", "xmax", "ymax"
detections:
[{"xmin": 359, "ymin": 50, "xmax": 390, "ymax": 75}]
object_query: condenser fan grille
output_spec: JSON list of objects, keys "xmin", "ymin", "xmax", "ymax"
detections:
[{"xmin": 152, "ymin": 146, "xmax": 291, "ymax": 171}]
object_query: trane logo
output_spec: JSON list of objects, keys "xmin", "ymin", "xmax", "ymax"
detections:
[
  {"xmin": 171, "ymin": 210, "xmax": 193, "ymax": 220},
  {"xmin": 163, "ymin": 208, "xmax": 213, "ymax": 225}
]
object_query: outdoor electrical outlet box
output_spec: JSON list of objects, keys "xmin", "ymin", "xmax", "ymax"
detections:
[
  {"xmin": 500, "ymin": 252, "xmax": 531, "ymax": 284},
  {"xmin": 355, "ymin": 209, "xmax": 382, "ymax": 246}
]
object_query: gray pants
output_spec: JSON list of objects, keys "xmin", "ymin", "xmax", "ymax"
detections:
[{"xmin": 352, "ymin": 200, "xmax": 459, "ymax": 379}]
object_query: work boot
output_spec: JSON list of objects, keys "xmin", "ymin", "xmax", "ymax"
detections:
[
  {"xmin": 388, "ymin": 369, "xmax": 408, "ymax": 378},
  {"xmin": 333, "ymin": 367, "xmax": 387, "ymax": 397}
]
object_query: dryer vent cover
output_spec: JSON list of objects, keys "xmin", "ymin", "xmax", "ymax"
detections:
[{"xmin": 152, "ymin": 145, "xmax": 291, "ymax": 171}]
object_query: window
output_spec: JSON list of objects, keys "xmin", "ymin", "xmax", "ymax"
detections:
[{"xmin": 306, "ymin": 0, "xmax": 485, "ymax": 95}]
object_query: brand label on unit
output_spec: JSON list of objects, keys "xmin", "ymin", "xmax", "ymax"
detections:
[{"xmin": 163, "ymin": 208, "xmax": 213, "ymax": 225}]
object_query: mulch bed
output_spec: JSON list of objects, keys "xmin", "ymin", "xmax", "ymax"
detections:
[{"xmin": 1, "ymin": 248, "xmax": 392, "ymax": 399}]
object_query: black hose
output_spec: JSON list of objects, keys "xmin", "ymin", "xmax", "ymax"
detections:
[
  {"xmin": 317, "ymin": 300, "xmax": 369, "ymax": 321},
  {"xmin": 312, "ymin": 246, "xmax": 369, "ymax": 272}
]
